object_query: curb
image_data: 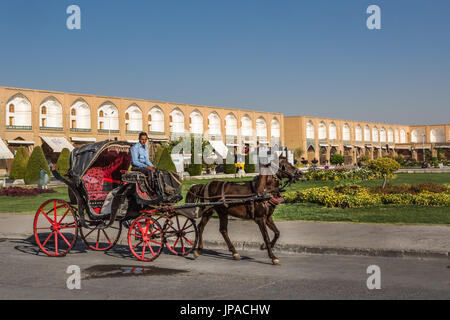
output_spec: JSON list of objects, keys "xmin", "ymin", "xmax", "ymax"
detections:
[{"xmin": 2, "ymin": 233, "xmax": 448, "ymax": 260}]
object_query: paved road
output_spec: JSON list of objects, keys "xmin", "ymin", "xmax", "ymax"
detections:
[{"xmin": 0, "ymin": 237, "xmax": 449, "ymax": 300}]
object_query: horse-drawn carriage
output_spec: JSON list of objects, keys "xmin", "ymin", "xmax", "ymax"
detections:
[{"xmin": 33, "ymin": 140, "xmax": 300, "ymax": 264}]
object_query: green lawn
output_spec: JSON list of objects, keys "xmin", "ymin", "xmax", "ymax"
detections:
[{"xmin": 1, "ymin": 173, "xmax": 449, "ymax": 225}]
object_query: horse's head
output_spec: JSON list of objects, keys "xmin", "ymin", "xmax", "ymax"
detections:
[{"xmin": 276, "ymin": 156, "xmax": 303, "ymax": 183}]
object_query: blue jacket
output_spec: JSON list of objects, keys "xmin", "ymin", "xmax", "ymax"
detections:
[{"xmin": 130, "ymin": 142, "xmax": 154, "ymax": 168}]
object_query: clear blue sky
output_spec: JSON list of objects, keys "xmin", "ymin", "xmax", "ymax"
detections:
[{"xmin": 1, "ymin": 0, "xmax": 449, "ymax": 125}]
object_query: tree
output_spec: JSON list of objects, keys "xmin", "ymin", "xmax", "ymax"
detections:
[
  {"xmin": 9, "ymin": 147, "xmax": 29, "ymax": 180},
  {"xmin": 25, "ymin": 146, "xmax": 50, "ymax": 185},
  {"xmin": 55, "ymin": 148, "xmax": 71, "ymax": 177},
  {"xmin": 330, "ymin": 154, "xmax": 345, "ymax": 166},
  {"xmin": 368, "ymin": 157, "xmax": 400, "ymax": 189},
  {"xmin": 155, "ymin": 146, "xmax": 177, "ymax": 172}
]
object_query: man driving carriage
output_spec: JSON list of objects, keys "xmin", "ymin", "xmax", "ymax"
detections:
[{"xmin": 130, "ymin": 132, "xmax": 155, "ymax": 183}]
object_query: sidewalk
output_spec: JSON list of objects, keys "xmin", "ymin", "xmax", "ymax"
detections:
[{"xmin": 1, "ymin": 214, "xmax": 448, "ymax": 259}]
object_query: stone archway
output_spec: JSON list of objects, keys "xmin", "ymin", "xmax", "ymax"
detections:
[
  {"xmin": 307, "ymin": 146, "xmax": 315, "ymax": 163},
  {"xmin": 344, "ymin": 147, "xmax": 353, "ymax": 165},
  {"xmin": 319, "ymin": 146, "xmax": 328, "ymax": 165}
]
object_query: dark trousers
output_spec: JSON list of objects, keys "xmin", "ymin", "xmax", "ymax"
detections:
[{"xmin": 131, "ymin": 166, "xmax": 153, "ymax": 184}]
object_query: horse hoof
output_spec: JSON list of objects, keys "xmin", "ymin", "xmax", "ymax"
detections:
[
  {"xmin": 272, "ymin": 259, "xmax": 280, "ymax": 265},
  {"xmin": 233, "ymin": 253, "xmax": 241, "ymax": 260},
  {"xmin": 193, "ymin": 250, "xmax": 201, "ymax": 259},
  {"xmin": 260, "ymin": 244, "xmax": 267, "ymax": 250}
]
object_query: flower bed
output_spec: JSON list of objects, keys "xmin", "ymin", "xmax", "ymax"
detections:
[
  {"xmin": 0, "ymin": 187, "xmax": 56, "ymax": 197},
  {"xmin": 283, "ymin": 183, "xmax": 450, "ymax": 208},
  {"xmin": 303, "ymin": 168, "xmax": 392, "ymax": 182}
]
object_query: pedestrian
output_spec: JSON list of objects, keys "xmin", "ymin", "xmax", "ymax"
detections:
[{"xmin": 39, "ymin": 165, "xmax": 49, "ymax": 189}]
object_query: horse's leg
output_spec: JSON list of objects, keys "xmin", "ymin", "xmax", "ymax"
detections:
[
  {"xmin": 260, "ymin": 215, "xmax": 280, "ymax": 250},
  {"xmin": 193, "ymin": 209, "xmax": 213, "ymax": 259},
  {"xmin": 255, "ymin": 217, "xmax": 280, "ymax": 265},
  {"xmin": 218, "ymin": 210, "xmax": 240, "ymax": 260}
]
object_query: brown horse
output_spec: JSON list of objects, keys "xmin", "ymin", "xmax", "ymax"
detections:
[{"xmin": 185, "ymin": 157, "xmax": 301, "ymax": 265}]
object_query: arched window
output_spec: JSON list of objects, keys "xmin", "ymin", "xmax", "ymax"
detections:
[
  {"xmin": 170, "ymin": 108, "xmax": 185, "ymax": 134},
  {"xmin": 372, "ymin": 127, "xmax": 379, "ymax": 142},
  {"xmin": 149, "ymin": 106, "xmax": 164, "ymax": 133},
  {"xmin": 400, "ymin": 129, "xmax": 406, "ymax": 143},
  {"xmin": 41, "ymin": 106, "xmax": 47, "ymax": 115},
  {"xmin": 70, "ymin": 99, "xmax": 91, "ymax": 130},
  {"xmin": 343, "ymin": 124, "xmax": 350, "ymax": 141},
  {"xmin": 329, "ymin": 123, "xmax": 337, "ymax": 140},
  {"xmin": 318, "ymin": 122, "xmax": 326, "ymax": 140},
  {"xmin": 430, "ymin": 128, "xmax": 445, "ymax": 143},
  {"xmin": 190, "ymin": 110, "xmax": 203, "ymax": 135},
  {"xmin": 355, "ymin": 125, "xmax": 362, "ymax": 142},
  {"xmin": 125, "ymin": 104, "xmax": 143, "ymax": 132},
  {"xmin": 256, "ymin": 117, "xmax": 267, "ymax": 138},
  {"xmin": 411, "ymin": 129, "xmax": 425, "ymax": 143},
  {"xmin": 241, "ymin": 115, "xmax": 252, "ymax": 138},
  {"xmin": 380, "ymin": 128, "xmax": 386, "ymax": 143},
  {"xmin": 306, "ymin": 121, "xmax": 315, "ymax": 140},
  {"xmin": 388, "ymin": 129, "xmax": 394, "ymax": 143},
  {"xmin": 98, "ymin": 102, "xmax": 119, "ymax": 131},
  {"xmin": 6, "ymin": 94, "xmax": 32, "ymax": 127},
  {"xmin": 225, "ymin": 113, "xmax": 238, "ymax": 137},
  {"xmin": 208, "ymin": 112, "xmax": 221, "ymax": 136},
  {"xmin": 271, "ymin": 118, "xmax": 280, "ymax": 139},
  {"xmin": 364, "ymin": 125, "xmax": 371, "ymax": 142}
]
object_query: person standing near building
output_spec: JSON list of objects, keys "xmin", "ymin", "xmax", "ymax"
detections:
[
  {"xmin": 130, "ymin": 132, "xmax": 155, "ymax": 182},
  {"xmin": 39, "ymin": 165, "xmax": 49, "ymax": 189}
]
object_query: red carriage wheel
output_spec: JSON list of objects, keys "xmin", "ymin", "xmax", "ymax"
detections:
[
  {"xmin": 163, "ymin": 215, "xmax": 198, "ymax": 256},
  {"xmin": 79, "ymin": 220, "xmax": 122, "ymax": 251},
  {"xmin": 128, "ymin": 216, "xmax": 164, "ymax": 262},
  {"xmin": 33, "ymin": 199, "xmax": 78, "ymax": 257}
]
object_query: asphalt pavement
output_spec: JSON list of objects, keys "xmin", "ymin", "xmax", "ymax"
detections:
[{"xmin": 0, "ymin": 213, "xmax": 448, "ymax": 259}]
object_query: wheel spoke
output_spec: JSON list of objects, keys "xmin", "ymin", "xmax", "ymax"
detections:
[
  {"xmin": 39, "ymin": 209, "xmax": 55, "ymax": 226},
  {"xmin": 57, "ymin": 230, "xmax": 72, "ymax": 247},
  {"xmin": 183, "ymin": 236, "xmax": 194, "ymax": 246},
  {"xmin": 54, "ymin": 231, "xmax": 58, "ymax": 254},
  {"xmin": 133, "ymin": 240, "xmax": 143, "ymax": 249},
  {"xmin": 141, "ymin": 242, "xmax": 147, "ymax": 260},
  {"xmin": 130, "ymin": 233, "xmax": 143, "ymax": 238},
  {"xmin": 147, "ymin": 239, "xmax": 162, "ymax": 246},
  {"xmin": 146, "ymin": 241, "xmax": 156, "ymax": 256},
  {"xmin": 42, "ymin": 231, "xmax": 54, "ymax": 247},
  {"xmin": 96, "ymin": 230, "xmax": 100, "ymax": 249},
  {"xmin": 102, "ymin": 230, "xmax": 112, "ymax": 245},
  {"xmin": 58, "ymin": 208, "xmax": 71, "ymax": 224}
]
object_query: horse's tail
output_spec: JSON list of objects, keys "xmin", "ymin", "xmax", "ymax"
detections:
[{"xmin": 185, "ymin": 184, "xmax": 204, "ymax": 203}]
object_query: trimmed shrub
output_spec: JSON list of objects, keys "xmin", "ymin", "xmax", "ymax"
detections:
[
  {"xmin": 9, "ymin": 147, "xmax": 29, "ymax": 180},
  {"xmin": 155, "ymin": 147, "xmax": 176, "ymax": 172},
  {"xmin": 55, "ymin": 148, "xmax": 71, "ymax": 177},
  {"xmin": 224, "ymin": 163, "xmax": 237, "ymax": 174},
  {"xmin": 244, "ymin": 152, "xmax": 255, "ymax": 173},
  {"xmin": 24, "ymin": 146, "xmax": 50, "ymax": 185},
  {"xmin": 188, "ymin": 164, "xmax": 202, "ymax": 176}
]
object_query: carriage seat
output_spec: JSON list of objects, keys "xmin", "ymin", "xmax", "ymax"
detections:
[{"xmin": 81, "ymin": 166, "xmax": 123, "ymax": 213}]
